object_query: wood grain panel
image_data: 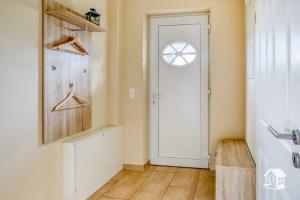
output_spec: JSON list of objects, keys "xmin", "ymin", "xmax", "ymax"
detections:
[
  {"xmin": 46, "ymin": 9, "xmax": 106, "ymax": 32},
  {"xmin": 43, "ymin": 0, "xmax": 92, "ymax": 143},
  {"xmin": 216, "ymin": 140, "xmax": 255, "ymax": 200},
  {"xmin": 216, "ymin": 140, "xmax": 255, "ymax": 169}
]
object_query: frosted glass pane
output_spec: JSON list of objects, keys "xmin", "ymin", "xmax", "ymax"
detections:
[
  {"xmin": 172, "ymin": 43, "xmax": 186, "ymax": 52},
  {"xmin": 162, "ymin": 41, "xmax": 197, "ymax": 66},
  {"xmin": 172, "ymin": 56, "xmax": 187, "ymax": 66},
  {"xmin": 182, "ymin": 45, "xmax": 196, "ymax": 54},
  {"xmin": 163, "ymin": 46, "xmax": 176, "ymax": 54},
  {"xmin": 163, "ymin": 55, "xmax": 176, "ymax": 63},
  {"xmin": 182, "ymin": 54, "xmax": 196, "ymax": 63}
]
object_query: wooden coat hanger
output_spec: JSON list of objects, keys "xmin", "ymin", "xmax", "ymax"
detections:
[
  {"xmin": 52, "ymin": 89, "xmax": 90, "ymax": 112},
  {"xmin": 51, "ymin": 36, "xmax": 89, "ymax": 56}
]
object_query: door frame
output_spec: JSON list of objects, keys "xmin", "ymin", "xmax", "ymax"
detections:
[{"xmin": 148, "ymin": 14, "xmax": 210, "ymax": 168}]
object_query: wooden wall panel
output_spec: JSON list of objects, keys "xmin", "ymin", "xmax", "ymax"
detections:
[{"xmin": 43, "ymin": 0, "xmax": 92, "ymax": 143}]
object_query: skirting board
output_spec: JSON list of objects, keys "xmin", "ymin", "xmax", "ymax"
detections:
[
  {"xmin": 124, "ymin": 158, "xmax": 215, "ymax": 171},
  {"xmin": 124, "ymin": 159, "xmax": 215, "ymax": 171},
  {"xmin": 210, "ymin": 155, "xmax": 216, "ymax": 170},
  {"xmin": 124, "ymin": 161, "xmax": 150, "ymax": 171}
]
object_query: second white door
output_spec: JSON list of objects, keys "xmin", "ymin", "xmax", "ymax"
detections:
[{"xmin": 150, "ymin": 15, "xmax": 209, "ymax": 168}]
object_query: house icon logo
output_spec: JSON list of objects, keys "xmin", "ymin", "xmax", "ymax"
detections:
[{"xmin": 264, "ymin": 168, "xmax": 287, "ymax": 190}]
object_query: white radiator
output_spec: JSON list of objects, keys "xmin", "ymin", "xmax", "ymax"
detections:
[{"xmin": 63, "ymin": 126, "xmax": 123, "ymax": 200}]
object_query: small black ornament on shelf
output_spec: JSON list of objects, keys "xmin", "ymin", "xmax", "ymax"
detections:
[{"xmin": 85, "ymin": 8, "xmax": 101, "ymax": 26}]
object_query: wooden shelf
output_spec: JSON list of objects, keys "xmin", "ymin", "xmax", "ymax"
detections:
[{"xmin": 46, "ymin": 9, "xmax": 106, "ymax": 32}]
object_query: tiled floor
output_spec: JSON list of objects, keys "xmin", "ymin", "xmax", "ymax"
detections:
[{"xmin": 88, "ymin": 165, "xmax": 215, "ymax": 200}]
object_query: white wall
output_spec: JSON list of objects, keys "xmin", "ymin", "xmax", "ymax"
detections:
[
  {"xmin": 0, "ymin": 0, "xmax": 247, "ymax": 198},
  {"xmin": 120, "ymin": 0, "xmax": 246, "ymax": 165},
  {"xmin": 0, "ymin": 0, "xmax": 109, "ymax": 199}
]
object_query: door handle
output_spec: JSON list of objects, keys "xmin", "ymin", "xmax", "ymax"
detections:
[
  {"xmin": 266, "ymin": 125, "xmax": 300, "ymax": 169},
  {"xmin": 292, "ymin": 153, "xmax": 300, "ymax": 169},
  {"xmin": 267, "ymin": 126, "xmax": 300, "ymax": 145}
]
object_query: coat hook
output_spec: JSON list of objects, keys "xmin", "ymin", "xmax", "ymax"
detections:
[
  {"xmin": 69, "ymin": 82, "xmax": 74, "ymax": 88},
  {"xmin": 51, "ymin": 65, "xmax": 57, "ymax": 71}
]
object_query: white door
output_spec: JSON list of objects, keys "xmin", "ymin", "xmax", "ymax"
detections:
[
  {"xmin": 150, "ymin": 15, "xmax": 209, "ymax": 169},
  {"xmin": 246, "ymin": 0, "xmax": 256, "ymax": 160},
  {"xmin": 255, "ymin": 0, "xmax": 300, "ymax": 199}
]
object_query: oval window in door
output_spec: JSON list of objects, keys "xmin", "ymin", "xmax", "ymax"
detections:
[{"xmin": 162, "ymin": 41, "xmax": 197, "ymax": 67}]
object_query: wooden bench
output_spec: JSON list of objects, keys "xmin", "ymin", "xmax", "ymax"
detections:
[{"xmin": 216, "ymin": 139, "xmax": 256, "ymax": 200}]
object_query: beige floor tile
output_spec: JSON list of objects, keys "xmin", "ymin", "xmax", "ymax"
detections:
[
  {"xmin": 139, "ymin": 171, "xmax": 175, "ymax": 194},
  {"xmin": 162, "ymin": 186, "xmax": 195, "ymax": 200},
  {"xmin": 98, "ymin": 197, "xmax": 121, "ymax": 200},
  {"xmin": 141, "ymin": 165, "xmax": 156, "ymax": 176},
  {"xmin": 104, "ymin": 175, "xmax": 147, "ymax": 199},
  {"xmin": 127, "ymin": 170, "xmax": 144, "ymax": 176},
  {"xmin": 127, "ymin": 165, "xmax": 155, "ymax": 177},
  {"xmin": 110, "ymin": 169, "xmax": 129, "ymax": 181},
  {"xmin": 147, "ymin": 165, "xmax": 157, "ymax": 170},
  {"xmin": 171, "ymin": 168, "xmax": 200, "ymax": 188},
  {"xmin": 88, "ymin": 181, "xmax": 117, "ymax": 200},
  {"xmin": 132, "ymin": 191, "xmax": 164, "ymax": 200},
  {"xmin": 194, "ymin": 187, "xmax": 215, "ymax": 200},
  {"xmin": 194, "ymin": 170, "xmax": 215, "ymax": 200},
  {"xmin": 155, "ymin": 166, "xmax": 177, "ymax": 173},
  {"xmin": 196, "ymin": 170, "xmax": 215, "ymax": 190}
]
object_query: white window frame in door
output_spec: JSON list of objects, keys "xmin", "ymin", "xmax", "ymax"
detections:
[{"xmin": 149, "ymin": 14, "xmax": 210, "ymax": 168}]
